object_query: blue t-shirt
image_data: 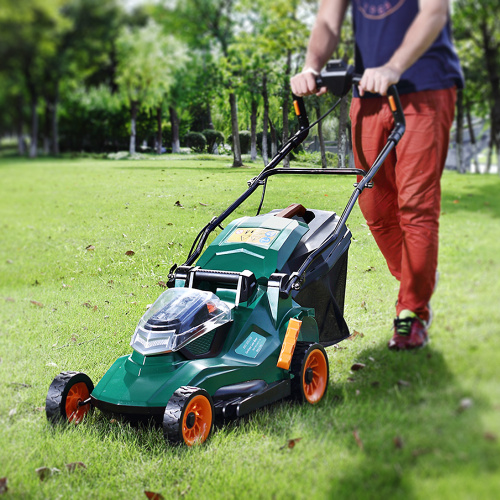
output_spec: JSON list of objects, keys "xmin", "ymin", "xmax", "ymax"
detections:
[{"xmin": 351, "ymin": 0, "xmax": 464, "ymax": 95}]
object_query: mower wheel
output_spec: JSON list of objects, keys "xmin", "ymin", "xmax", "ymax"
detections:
[
  {"xmin": 46, "ymin": 371, "xmax": 94, "ymax": 425},
  {"xmin": 163, "ymin": 386, "xmax": 214, "ymax": 446},
  {"xmin": 291, "ymin": 342, "xmax": 329, "ymax": 404}
]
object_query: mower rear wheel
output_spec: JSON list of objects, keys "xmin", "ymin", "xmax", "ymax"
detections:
[
  {"xmin": 291, "ymin": 342, "xmax": 329, "ymax": 404},
  {"xmin": 163, "ymin": 386, "xmax": 214, "ymax": 446},
  {"xmin": 46, "ymin": 371, "xmax": 94, "ymax": 424}
]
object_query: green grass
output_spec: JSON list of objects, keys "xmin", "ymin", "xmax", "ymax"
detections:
[{"xmin": 1, "ymin": 155, "xmax": 499, "ymax": 499}]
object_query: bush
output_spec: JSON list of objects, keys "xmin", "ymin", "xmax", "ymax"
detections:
[
  {"xmin": 202, "ymin": 129, "xmax": 225, "ymax": 153},
  {"xmin": 184, "ymin": 131, "xmax": 207, "ymax": 153},
  {"xmin": 226, "ymin": 130, "xmax": 251, "ymax": 154}
]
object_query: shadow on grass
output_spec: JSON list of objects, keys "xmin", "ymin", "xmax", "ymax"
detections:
[
  {"xmin": 326, "ymin": 342, "xmax": 499, "ymax": 498},
  {"xmin": 441, "ymin": 176, "xmax": 500, "ymax": 218}
]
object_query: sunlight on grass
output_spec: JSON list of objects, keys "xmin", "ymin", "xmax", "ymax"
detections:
[{"xmin": 0, "ymin": 156, "xmax": 499, "ymax": 499}]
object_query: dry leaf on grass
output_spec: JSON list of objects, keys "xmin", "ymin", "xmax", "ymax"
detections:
[
  {"xmin": 66, "ymin": 462, "xmax": 87, "ymax": 473},
  {"xmin": 393, "ymin": 436, "xmax": 404, "ymax": 449},
  {"xmin": 0, "ymin": 477, "xmax": 7, "ymax": 495},
  {"xmin": 158, "ymin": 281, "xmax": 167, "ymax": 288},
  {"xmin": 85, "ymin": 245, "xmax": 95, "ymax": 251},
  {"xmin": 36, "ymin": 467, "xmax": 60, "ymax": 481},
  {"xmin": 349, "ymin": 330, "xmax": 364, "ymax": 341},
  {"xmin": 353, "ymin": 429, "xmax": 364, "ymax": 450},
  {"xmin": 30, "ymin": 300, "xmax": 44, "ymax": 308},
  {"xmin": 351, "ymin": 363, "xmax": 366, "ymax": 371},
  {"xmin": 145, "ymin": 491, "xmax": 164, "ymax": 500},
  {"xmin": 125, "ymin": 250, "xmax": 135, "ymax": 256},
  {"xmin": 458, "ymin": 398, "xmax": 473, "ymax": 412},
  {"xmin": 280, "ymin": 437, "xmax": 302, "ymax": 450}
]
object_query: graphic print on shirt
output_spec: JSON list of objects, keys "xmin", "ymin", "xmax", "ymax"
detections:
[{"xmin": 354, "ymin": 0, "xmax": 406, "ymax": 20}]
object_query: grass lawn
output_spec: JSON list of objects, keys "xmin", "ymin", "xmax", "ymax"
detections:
[{"xmin": 0, "ymin": 154, "xmax": 499, "ymax": 499}]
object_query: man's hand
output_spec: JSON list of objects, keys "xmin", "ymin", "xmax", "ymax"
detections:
[
  {"xmin": 358, "ymin": 64, "xmax": 401, "ymax": 96},
  {"xmin": 290, "ymin": 68, "xmax": 327, "ymax": 97}
]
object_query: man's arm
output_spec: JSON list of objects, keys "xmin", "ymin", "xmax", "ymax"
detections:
[
  {"xmin": 359, "ymin": 0, "xmax": 450, "ymax": 96},
  {"xmin": 290, "ymin": 0, "xmax": 349, "ymax": 96}
]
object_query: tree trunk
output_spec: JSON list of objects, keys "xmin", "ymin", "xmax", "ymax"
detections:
[
  {"xmin": 270, "ymin": 119, "xmax": 277, "ymax": 158},
  {"xmin": 315, "ymin": 99, "xmax": 327, "ymax": 168},
  {"xmin": 480, "ymin": 20, "xmax": 500, "ymax": 174},
  {"xmin": 129, "ymin": 100, "xmax": 138, "ymax": 155},
  {"xmin": 338, "ymin": 96, "xmax": 349, "ymax": 168},
  {"xmin": 465, "ymin": 99, "xmax": 479, "ymax": 173},
  {"xmin": 43, "ymin": 100, "xmax": 51, "ymax": 155},
  {"xmin": 170, "ymin": 106, "xmax": 180, "ymax": 153},
  {"xmin": 282, "ymin": 50, "xmax": 292, "ymax": 168},
  {"xmin": 229, "ymin": 91, "xmax": 243, "ymax": 167},
  {"xmin": 250, "ymin": 98, "xmax": 258, "ymax": 162},
  {"xmin": 455, "ymin": 89, "xmax": 465, "ymax": 173},
  {"xmin": 156, "ymin": 106, "xmax": 163, "ymax": 155},
  {"xmin": 50, "ymin": 81, "xmax": 60, "ymax": 155},
  {"xmin": 206, "ymin": 100, "xmax": 214, "ymax": 130},
  {"xmin": 29, "ymin": 95, "xmax": 38, "ymax": 158},
  {"xmin": 262, "ymin": 73, "xmax": 269, "ymax": 165}
]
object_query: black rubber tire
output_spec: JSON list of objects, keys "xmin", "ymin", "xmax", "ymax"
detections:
[
  {"xmin": 163, "ymin": 386, "xmax": 214, "ymax": 446},
  {"xmin": 290, "ymin": 342, "xmax": 329, "ymax": 404},
  {"xmin": 45, "ymin": 371, "xmax": 94, "ymax": 425}
]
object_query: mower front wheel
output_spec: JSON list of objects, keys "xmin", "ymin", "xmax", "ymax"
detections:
[
  {"xmin": 291, "ymin": 342, "xmax": 329, "ymax": 404},
  {"xmin": 46, "ymin": 371, "xmax": 94, "ymax": 425},
  {"xmin": 163, "ymin": 386, "xmax": 214, "ymax": 446}
]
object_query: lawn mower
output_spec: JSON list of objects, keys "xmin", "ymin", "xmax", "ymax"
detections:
[{"xmin": 45, "ymin": 60, "xmax": 405, "ymax": 446}]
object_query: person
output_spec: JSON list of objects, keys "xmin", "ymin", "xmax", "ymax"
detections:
[{"xmin": 291, "ymin": 0, "xmax": 464, "ymax": 350}]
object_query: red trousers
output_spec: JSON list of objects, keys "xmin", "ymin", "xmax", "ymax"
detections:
[{"xmin": 350, "ymin": 88, "xmax": 456, "ymax": 322}]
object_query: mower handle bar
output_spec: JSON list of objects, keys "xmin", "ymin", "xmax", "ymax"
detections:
[{"xmin": 176, "ymin": 61, "xmax": 406, "ymax": 296}]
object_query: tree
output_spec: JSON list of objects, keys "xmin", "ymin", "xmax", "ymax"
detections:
[
  {"xmin": 453, "ymin": 0, "xmax": 500, "ymax": 173},
  {"xmin": 115, "ymin": 19, "xmax": 187, "ymax": 154}
]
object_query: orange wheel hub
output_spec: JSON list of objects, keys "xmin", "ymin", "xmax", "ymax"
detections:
[
  {"xmin": 65, "ymin": 382, "xmax": 91, "ymax": 424},
  {"xmin": 182, "ymin": 395, "xmax": 212, "ymax": 446},
  {"xmin": 302, "ymin": 349, "xmax": 328, "ymax": 404}
]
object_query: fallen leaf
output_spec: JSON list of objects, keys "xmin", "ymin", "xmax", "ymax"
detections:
[
  {"xmin": 0, "ymin": 477, "xmax": 7, "ymax": 495},
  {"xmin": 174, "ymin": 201, "xmax": 184, "ymax": 208},
  {"xmin": 349, "ymin": 330, "xmax": 364, "ymax": 341},
  {"xmin": 82, "ymin": 302, "xmax": 91, "ymax": 308},
  {"xmin": 36, "ymin": 467, "xmax": 60, "ymax": 481},
  {"xmin": 158, "ymin": 281, "xmax": 167, "ymax": 288},
  {"xmin": 458, "ymin": 398, "xmax": 473, "ymax": 412},
  {"xmin": 453, "ymin": 199, "xmax": 460, "ymax": 204},
  {"xmin": 484, "ymin": 432, "xmax": 497, "ymax": 442},
  {"xmin": 353, "ymin": 429, "xmax": 364, "ymax": 450},
  {"xmin": 145, "ymin": 491, "xmax": 164, "ymax": 500},
  {"xmin": 287, "ymin": 437, "xmax": 302, "ymax": 449},
  {"xmin": 351, "ymin": 363, "xmax": 366, "ymax": 371},
  {"xmin": 86, "ymin": 245, "xmax": 95, "ymax": 251},
  {"xmin": 279, "ymin": 437, "xmax": 302, "ymax": 450},
  {"xmin": 65, "ymin": 462, "xmax": 87, "ymax": 473},
  {"xmin": 93, "ymin": 305, "xmax": 98, "ymax": 312},
  {"xmin": 397, "ymin": 380, "xmax": 411, "ymax": 387},
  {"xmin": 125, "ymin": 250, "xmax": 135, "ymax": 256},
  {"xmin": 199, "ymin": 202, "xmax": 208, "ymax": 206},
  {"xmin": 6, "ymin": 259, "xmax": 13, "ymax": 264},
  {"xmin": 30, "ymin": 300, "xmax": 44, "ymax": 308},
  {"xmin": 5, "ymin": 297, "xmax": 15, "ymax": 303},
  {"xmin": 393, "ymin": 436, "xmax": 404, "ymax": 449},
  {"xmin": 360, "ymin": 301, "xmax": 367, "ymax": 308}
]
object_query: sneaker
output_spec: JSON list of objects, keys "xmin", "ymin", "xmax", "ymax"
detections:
[{"xmin": 388, "ymin": 309, "xmax": 429, "ymax": 350}]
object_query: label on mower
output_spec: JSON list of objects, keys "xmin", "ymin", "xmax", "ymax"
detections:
[
  {"xmin": 226, "ymin": 227, "xmax": 279, "ymax": 247},
  {"xmin": 235, "ymin": 331, "xmax": 266, "ymax": 358}
]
